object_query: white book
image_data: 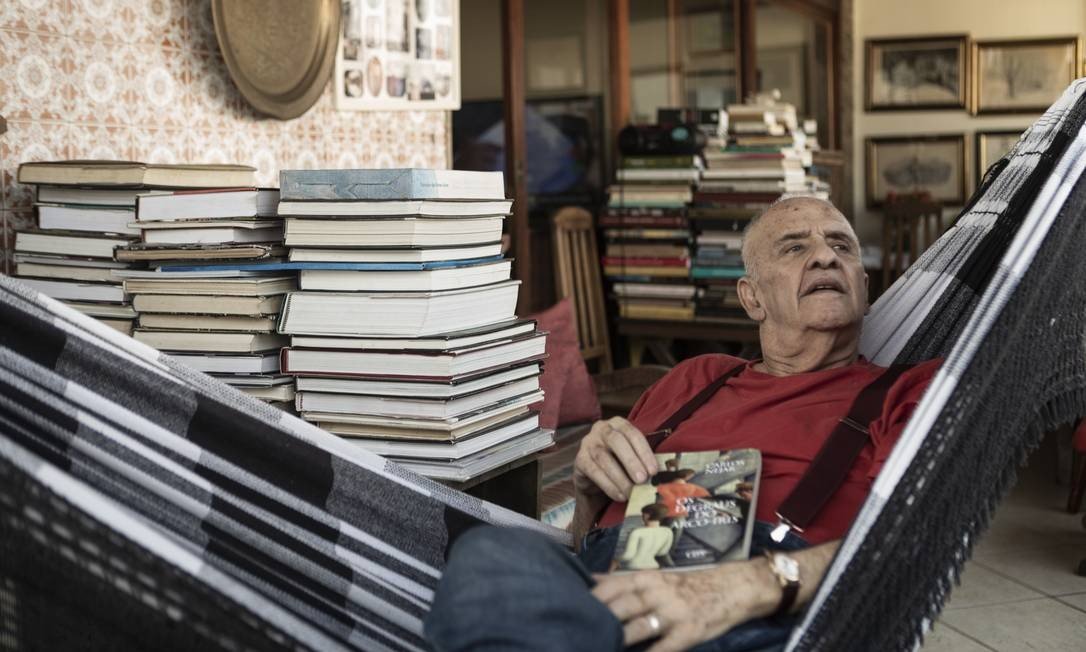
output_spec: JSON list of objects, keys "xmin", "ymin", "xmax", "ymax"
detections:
[
  {"xmin": 132, "ymin": 293, "xmax": 285, "ymax": 316},
  {"xmin": 168, "ymin": 352, "xmax": 280, "ymax": 374},
  {"xmin": 296, "ymin": 381, "xmax": 543, "ymax": 420},
  {"xmin": 282, "ymin": 333, "xmax": 545, "ymax": 378},
  {"xmin": 63, "ymin": 301, "xmax": 138, "ymax": 319},
  {"xmin": 18, "ymin": 278, "xmax": 125, "ymax": 303},
  {"xmin": 123, "ymin": 275, "xmax": 295, "ymax": 296},
  {"xmin": 15, "ymin": 231, "xmax": 132, "ymax": 259},
  {"xmin": 312, "ymin": 402, "xmax": 535, "ymax": 440},
  {"xmin": 279, "ymin": 168, "xmax": 506, "ymax": 201},
  {"xmin": 391, "ymin": 428, "xmax": 554, "ymax": 482},
  {"xmin": 100, "ymin": 318, "xmax": 135, "ymax": 336},
  {"xmin": 36, "ymin": 203, "xmax": 139, "ymax": 235},
  {"xmin": 279, "ymin": 280, "xmax": 520, "ymax": 337},
  {"xmin": 211, "ymin": 373, "xmax": 293, "ymax": 387},
  {"xmin": 36, "ymin": 186, "xmax": 145, "ymax": 206},
  {"xmin": 288, "ymin": 319, "xmax": 534, "ymax": 351},
  {"xmin": 295, "ymin": 363, "xmax": 541, "ymax": 398},
  {"xmin": 134, "ymin": 330, "xmax": 289, "ymax": 353},
  {"xmin": 138, "ymin": 313, "xmax": 279, "ymax": 332},
  {"xmin": 616, "ymin": 169, "xmax": 701, "ymax": 182},
  {"xmin": 16, "ymin": 262, "xmax": 119, "ymax": 283},
  {"xmin": 288, "ymin": 243, "xmax": 503, "ymax": 263},
  {"xmin": 239, "ymin": 384, "xmax": 296, "ymax": 402},
  {"xmin": 141, "ymin": 222, "xmax": 284, "ymax": 245},
  {"xmin": 298, "ymin": 260, "xmax": 511, "ymax": 292},
  {"xmin": 137, "ymin": 188, "xmax": 279, "ymax": 221},
  {"xmin": 612, "ymin": 283, "xmax": 698, "ymax": 299},
  {"xmin": 283, "ymin": 217, "xmax": 504, "ymax": 248},
  {"xmin": 13, "ymin": 253, "xmax": 128, "ymax": 269},
  {"xmin": 347, "ymin": 414, "xmax": 540, "ymax": 460},
  {"xmin": 277, "ymin": 199, "xmax": 514, "ymax": 217}
]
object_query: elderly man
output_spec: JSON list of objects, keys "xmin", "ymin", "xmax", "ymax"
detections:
[{"xmin": 424, "ymin": 197, "xmax": 939, "ymax": 652}]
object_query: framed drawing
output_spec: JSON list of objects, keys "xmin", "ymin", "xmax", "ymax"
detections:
[
  {"xmin": 974, "ymin": 129, "xmax": 1023, "ymax": 185},
  {"xmin": 972, "ymin": 37, "xmax": 1079, "ymax": 115},
  {"xmin": 865, "ymin": 35, "xmax": 969, "ymax": 111},
  {"xmin": 866, "ymin": 135, "xmax": 966, "ymax": 209},
  {"xmin": 335, "ymin": 0, "xmax": 461, "ymax": 111},
  {"xmin": 683, "ymin": 4, "xmax": 735, "ymax": 55}
]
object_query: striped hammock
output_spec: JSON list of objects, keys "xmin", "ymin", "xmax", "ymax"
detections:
[{"xmin": 3, "ymin": 79, "xmax": 1086, "ymax": 651}]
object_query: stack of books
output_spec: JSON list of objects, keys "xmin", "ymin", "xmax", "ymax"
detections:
[
  {"xmin": 604, "ymin": 153, "xmax": 699, "ymax": 322},
  {"xmin": 689, "ymin": 101, "xmax": 828, "ymax": 320},
  {"xmin": 119, "ymin": 187, "xmax": 297, "ymax": 409},
  {"xmin": 276, "ymin": 168, "xmax": 554, "ymax": 482},
  {"xmin": 10, "ymin": 161, "xmax": 253, "ymax": 335}
]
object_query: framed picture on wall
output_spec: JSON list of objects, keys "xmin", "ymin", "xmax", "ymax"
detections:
[
  {"xmin": 334, "ymin": 0, "xmax": 461, "ymax": 111},
  {"xmin": 866, "ymin": 134, "xmax": 966, "ymax": 209},
  {"xmin": 864, "ymin": 35, "xmax": 969, "ymax": 111},
  {"xmin": 683, "ymin": 4, "xmax": 735, "ymax": 55},
  {"xmin": 972, "ymin": 37, "xmax": 1079, "ymax": 115},
  {"xmin": 974, "ymin": 129, "xmax": 1023, "ymax": 185}
]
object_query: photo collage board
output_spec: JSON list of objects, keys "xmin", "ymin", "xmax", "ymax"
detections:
[{"xmin": 335, "ymin": 0, "xmax": 460, "ymax": 110}]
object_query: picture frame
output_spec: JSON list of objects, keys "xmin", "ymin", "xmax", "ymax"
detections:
[
  {"xmin": 683, "ymin": 6, "xmax": 734, "ymax": 56},
  {"xmin": 866, "ymin": 135, "xmax": 966, "ymax": 209},
  {"xmin": 865, "ymin": 35, "xmax": 969, "ymax": 111},
  {"xmin": 334, "ymin": 0, "xmax": 461, "ymax": 111},
  {"xmin": 972, "ymin": 37, "xmax": 1080, "ymax": 115},
  {"xmin": 974, "ymin": 129, "xmax": 1023, "ymax": 186}
]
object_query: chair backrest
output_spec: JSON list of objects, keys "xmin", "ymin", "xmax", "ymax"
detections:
[
  {"xmin": 551, "ymin": 206, "xmax": 613, "ymax": 373},
  {"xmin": 881, "ymin": 196, "xmax": 944, "ymax": 289}
]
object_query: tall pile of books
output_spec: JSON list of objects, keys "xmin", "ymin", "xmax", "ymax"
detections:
[
  {"xmin": 118, "ymin": 187, "xmax": 297, "ymax": 409},
  {"xmin": 11, "ymin": 161, "xmax": 253, "ymax": 335},
  {"xmin": 275, "ymin": 168, "xmax": 553, "ymax": 483},
  {"xmin": 604, "ymin": 153, "xmax": 698, "ymax": 321},
  {"xmin": 691, "ymin": 100, "xmax": 827, "ymax": 320}
]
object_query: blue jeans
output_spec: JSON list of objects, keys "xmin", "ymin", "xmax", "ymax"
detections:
[{"xmin": 424, "ymin": 522, "xmax": 809, "ymax": 652}]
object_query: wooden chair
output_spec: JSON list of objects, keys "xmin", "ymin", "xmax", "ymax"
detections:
[
  {"xmin": 881, "ymin": 196, "xmax": 945, "ymax": 289},
  {"xmin": 551, "ymin": 206, "xmax": 670, "ymax": 419}
]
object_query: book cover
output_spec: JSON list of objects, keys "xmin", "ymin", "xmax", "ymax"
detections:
[
  {"xmin": 279, "ymin": 168, "xmax": 505, "ymax": 201},
  {"xmin": 612, "ymin": 449, "xmax": 760, "ymax": 572}
]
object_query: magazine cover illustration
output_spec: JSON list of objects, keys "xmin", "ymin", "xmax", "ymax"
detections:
[{"xmin": 612, "ymin": 448, "xmax": 761, "ymax": 572}]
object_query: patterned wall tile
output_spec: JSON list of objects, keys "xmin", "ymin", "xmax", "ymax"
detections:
[
  {"xmin": 0, "ymin": 0, "xmax": 70, "ymax": 36},
  {"xmin": 130, "ymin": 125, "xmax": 185, "ymax": 164},
  {"xmin": 1, "ymin": 210, "xmax": 11, "ymax": 275},
  {"xmin": 185, "ymin": 48, "xmax": 241, "ymax": 131},
  {"xmin": 126, "ymin": 45, "xmax": 190, "ymax": 129},
  {"xmin": 183, "ymin": 0, "xmax": 217, "ymax": 53},
  {"xmin": 68, "ymin": 0, "xmax": 132, "ymax": 44},
  {"xmin": 124, "ymin": 0, "xmax": 186, "ymax": 49},
  {"xmin": 68, "ymin": 38, "xmax": 134, "ymax": 126},
  {"xmin": 66, "ymin": 123, "xmax": 133, "ymax": 160},
  {"xmin": 1, "ymin": 30, "xmax": 71, "ymax": 122},
  {"xmin": 1, "ymin": 121, "xmax": 71, "ymax": 210}
]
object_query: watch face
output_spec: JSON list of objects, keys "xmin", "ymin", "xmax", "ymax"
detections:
[{"xmin": 773, "ymin": 553, "xmax": 800, "ymax": 582}]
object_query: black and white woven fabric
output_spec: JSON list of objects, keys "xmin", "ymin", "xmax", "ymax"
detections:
[
  {"xmin": 790, "ymin": 78, "xmax": 1086, "ymax": 650},
  {"xmin": 0, "ymin": 279, "xmax": 562, "ymax": 651}
]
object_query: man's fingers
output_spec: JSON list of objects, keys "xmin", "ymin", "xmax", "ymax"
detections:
[
  {"xmin": 590, "ymin": 574, "xmax": 632, "ymax": 603},
  {"xmin": 604, "ymin": 430, "xmax": 652, "ymax": 484},
  {"xmin": 608, "ymin": 418, "xmax": 659, "ymax": 474},
  {"xmin": 589, "ymin": 444, "xmax": 636, "ymax": 500},
  {"xmin": 576, "ymin": 455, "xmax": 626, "ymax": 502},
  {"xmin": 622, "ymin": 613, "xmax": 666, "ymax": 647},
  {"xmin": 646, "ymin": 630, "xmax": 689, "ymax": 652},
  {"xmin": 598, "ymin": 590, "xmax": 651, "ymax": 623}
]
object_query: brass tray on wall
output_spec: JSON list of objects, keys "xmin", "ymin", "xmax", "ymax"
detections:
[{"xmin": 212, "ymin": 0, "xmax": 341, "ymax": 120}]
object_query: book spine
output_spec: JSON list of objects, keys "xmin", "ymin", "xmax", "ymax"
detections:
[
  {"xmin": 620, "ymin": 155, "xmax": 698, "ymax": 169},
  {"xmin": 600, "ymin": 257, "xmax": 689, "ymax": 267},
  {"xmin": 279, "ymin": 169, "xmax": 505, "ymax": 201}
]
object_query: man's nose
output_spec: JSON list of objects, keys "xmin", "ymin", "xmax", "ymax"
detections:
[{"xmin": 807, "ymin": 241, "xmax": 841, "ymax": 268}]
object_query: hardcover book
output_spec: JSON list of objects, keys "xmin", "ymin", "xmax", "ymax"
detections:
[
  {"xmin": 612, "ymin": 449, "xmax": 761, "ymax": 572},
  {"xmin": 279, "ymin": 168, "xmax": 506, "ymax": 201}
]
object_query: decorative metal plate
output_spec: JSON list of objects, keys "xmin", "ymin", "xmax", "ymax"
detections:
[{"xmin": 212, "ymin": 0, "xmax": 341, "ymax": 120}]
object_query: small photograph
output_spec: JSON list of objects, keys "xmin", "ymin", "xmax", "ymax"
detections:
[
  {"xmin": 386, "ymin": 61, "xmax": 407, "ymax": 97},
  {"xmin": 435, "ymin": 73, "xmax": 451, "ymax": 98},
  {"xmin": 416, "ymin": 0, "xmax": 430, "ymax": 23},
  {"xmin": 434, "ymin": 0, "xmax": 450, "ymax": 17},
  {"xmin": 343, "ymin": 0, "xmax": 363, "ymax": 39},
  {"xmin": 344, "ymin": 69, "xmax": 365, "ymax": 98},
  {"xmin": 385, "ymin": 0, "xmax": 409, "ymax": 52},
  {"xmin": 366, "ymin": 0, "xmax": 380, "ymax": 8},
  {"xmin": 435, "ymin": 25, "xmax": 450, "ymax": 60},
  {"xmin": 366, "ymin": 56, "xmax": 384, "ymax": 96},
  {"xmin": 865, "ymin": 35, "xmax": 968, "ymax": 111},
  {"xmin": 365, "ymin": 15, "xmax": 382, "ymax": 49},
  {"xmin": 407, "ymin": 64, "xmax": 435, "ymax": 100},
  {"xmin": 343, "ymin": 37, "xmax": 362, "ymax": 61},
  {"xmin": 416, "ymin": 27, "xmax": 433, "ymax": 59},
  {"xmin": 866, "ymin": 134, "xmax": 966, "ymax": 208}
]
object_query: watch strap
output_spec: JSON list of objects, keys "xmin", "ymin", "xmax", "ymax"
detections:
[{"xmin": 765, "ymin": 552, "xmax": 800, "ymax": 618}]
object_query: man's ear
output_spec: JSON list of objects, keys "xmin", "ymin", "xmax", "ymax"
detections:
[{"xmin": 737, "ymin": 277, "xmax": 766, "ymax": 322}]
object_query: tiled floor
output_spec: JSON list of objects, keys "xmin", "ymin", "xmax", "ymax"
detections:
[{"xmin": 921, "ymin": 444, "xmax": 1086, "ymax": 651}]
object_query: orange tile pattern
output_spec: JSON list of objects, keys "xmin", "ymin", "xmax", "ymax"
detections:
[{"xmin": 0, "ymin": 0, "xmax": 450, "ymax": 272}]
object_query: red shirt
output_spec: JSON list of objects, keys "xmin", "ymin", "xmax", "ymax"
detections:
[{"xmin": 598, "ymin": 354, "xmax": 941, "ymax": 544}]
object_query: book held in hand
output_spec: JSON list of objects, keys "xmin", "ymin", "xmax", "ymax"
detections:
[{"xmin": 612, "ymin": 449, "xmax": 761, "ymax": 572}]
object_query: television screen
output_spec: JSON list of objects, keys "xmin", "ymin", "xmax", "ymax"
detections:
[{"xmin": 452, "ymin": 95, "xmax": 604, "ymax": 207}]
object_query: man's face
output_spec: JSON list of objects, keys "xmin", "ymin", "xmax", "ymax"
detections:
[{"xmin": 739, "ymin": 200, "xmax": 868, "ymax": 333}]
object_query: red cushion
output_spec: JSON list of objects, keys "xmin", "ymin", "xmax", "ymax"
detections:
[
  {"xmin": 529, "ymin": 298, "xmax": 602, "ymax": 429},
  {"xmin": 1074, "ymin": 420, "xmax": 1086, "ymax": 452}
]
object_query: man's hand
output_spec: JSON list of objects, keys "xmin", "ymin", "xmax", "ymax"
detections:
[
  {"xmin": 591, "ymin": 562, "xmax": 773, "ymax": 652},
  {"xmin": 573, "ymin": 417, "xmax": 659, "ymax": 504}
]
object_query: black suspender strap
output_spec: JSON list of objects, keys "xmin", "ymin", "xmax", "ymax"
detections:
[
  {"xmin": 644, "ymin": 362, "xmax": 747, "ymax": 451},
  {"xmin": 770, "ymin": 363, "xmax": 915, "ymax": 541}
]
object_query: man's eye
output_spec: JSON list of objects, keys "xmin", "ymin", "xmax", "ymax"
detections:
[
  {"xmin": 786, "ymin": 245, "xmax": 803, "ymax": 253},
  {"xmin": 833, "ymin": 243, "xmax": 851, "ymax": 252}
]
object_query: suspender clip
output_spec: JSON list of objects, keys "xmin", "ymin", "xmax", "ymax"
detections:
[
  {"xmin": 770, "ymin": 515, "xmax": 802, "ymax": 543},
  {"xmin": 838, "ymin": 416, "xmax": 870, "ymax": 435}
]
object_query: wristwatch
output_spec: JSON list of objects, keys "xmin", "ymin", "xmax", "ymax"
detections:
[{"xmin": 764, "ymin": 551, "xmax": 801, "ymax": 618}]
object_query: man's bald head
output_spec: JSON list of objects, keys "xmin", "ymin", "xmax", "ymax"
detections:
[{"xmin": 741, "ymin": 197, "xmax": 854, "ymax": 279}]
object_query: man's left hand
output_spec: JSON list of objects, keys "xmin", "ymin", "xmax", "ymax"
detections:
[{"xmin": 590, "ymin": 563, "xmax": 767, "ymax": 652}]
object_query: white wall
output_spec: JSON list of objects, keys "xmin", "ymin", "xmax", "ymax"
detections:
[{"xmin": 851, "ymin": 0, "xmax": 1086, "ymax": 243}]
